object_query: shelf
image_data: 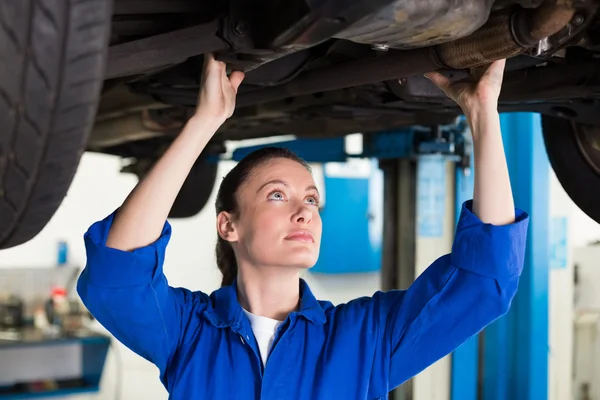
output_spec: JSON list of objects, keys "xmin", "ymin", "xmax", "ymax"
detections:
[
  {"xmin": 0, "ymin": 329, "xmax": 110, "ymax": 349},
  {"xmin": 0, "ymin": 383, "xmax": 99, "ymax": 399}
]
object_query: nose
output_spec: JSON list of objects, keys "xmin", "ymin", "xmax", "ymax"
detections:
[{"xmin": 292, "ymin": 204, "xmax": 312, "ymax": 224}]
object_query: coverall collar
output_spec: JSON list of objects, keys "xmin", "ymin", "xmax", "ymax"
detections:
[{"xmin": 204, "ymin": 277, "xmax": 327, "ymax": 329}]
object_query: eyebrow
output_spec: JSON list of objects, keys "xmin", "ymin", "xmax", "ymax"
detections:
[
  {"xmin": 256, "ymin": 179, "xmax": 320, "ymax": 195},
  {"xmin": 306, "ymin": 185, "xmax": 320, "ymax": 195}
]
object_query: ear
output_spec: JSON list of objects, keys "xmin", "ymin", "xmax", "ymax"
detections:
[{"xmin": 216, "ymin": 211, "xmax": 239, "ymax": 243}]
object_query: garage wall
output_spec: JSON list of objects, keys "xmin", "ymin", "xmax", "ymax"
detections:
[
  {"xmin": 0, "ymin": 152, "xmax": 381, "ymax": 400},
  {"xmin": 572, "ymin": 245, "xmax": 600, "ymax": 400},
  {"xmin": 548, "ymin": 170, "xmax": 574, "ymax": 400},
  {"xmin": 571, "ymin": 199, "xmax": 600, "ymax": 248}
]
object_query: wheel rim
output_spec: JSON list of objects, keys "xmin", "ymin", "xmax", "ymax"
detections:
[{"xmin": 574, "ymin": 122, "xmax": 600, "ymax": 177}]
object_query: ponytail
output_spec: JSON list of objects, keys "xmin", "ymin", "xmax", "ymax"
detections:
[{"xmin": 216, "ymin": 236, "xmax": 237, "ymax": 287}]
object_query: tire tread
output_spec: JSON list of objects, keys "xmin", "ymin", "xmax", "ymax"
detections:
[{"xmin": 0, "ymin": 0, "xmax": 111, "ymax": 248}]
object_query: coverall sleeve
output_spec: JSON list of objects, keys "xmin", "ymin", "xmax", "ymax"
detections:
[
  {"xmin": 377, "ymin": 200, "xmax": 529, "ymax": 388},
  {"xmin": 76, "ymin": 211, "xmax": 209, "ymax": 375}
]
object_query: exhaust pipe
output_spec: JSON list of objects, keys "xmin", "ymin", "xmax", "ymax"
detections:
[
  {"xmin": 436, "ymin": 0, "xmax": 576, "ymax": 68},
  {"xmin": 235, "ymin": 0, "xmax": 576, "ymax": 108}
]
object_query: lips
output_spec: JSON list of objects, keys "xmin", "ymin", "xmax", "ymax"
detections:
[{"xmin": 284, "ymin": 230, "xmax": 315, "ymax": 243}]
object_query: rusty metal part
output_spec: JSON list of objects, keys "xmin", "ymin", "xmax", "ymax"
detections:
[
  {"xmin": 513, "ymin": 0, "xmax": 577, "ymax": 46},
  {"xmin": 436, "ymin": 0, "xmax": 576, "ymax": 68},
  {"xmin": 236, "ymin": 47, "xmax": 443, "ymax": 107},
  {"xmin": 436, "ymin": 10, "xmax": 523, "ymax": 69}
]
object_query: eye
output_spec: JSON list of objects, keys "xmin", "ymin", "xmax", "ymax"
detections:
[
  {"xmin": 267, "ymin": 190, "xmax": 285, "ymax": 201},
  {"xmin": 306, "ymin": 195, "xmax": 320, "ymax": 206}
]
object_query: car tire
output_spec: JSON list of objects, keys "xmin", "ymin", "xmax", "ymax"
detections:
[
  {"xmin": 168, "ymin": 158, "xmax": 218, "ymax": 219},
  {"xmin": 0, "ymin": 0, "xmax": 112, "ymax": 249},
  {"xmin": 542, "ymin": 115, "xmax": 600, "ymax": 224}
]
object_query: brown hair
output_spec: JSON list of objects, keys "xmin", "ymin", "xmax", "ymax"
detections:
[{"xmin": 214, "ymin": 147, "xmax": 310, "ymax": 287}]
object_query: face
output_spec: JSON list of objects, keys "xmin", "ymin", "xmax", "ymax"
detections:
[{"xmin": 218, "ymin": 157, "xmax": 322, "ymax": 270}]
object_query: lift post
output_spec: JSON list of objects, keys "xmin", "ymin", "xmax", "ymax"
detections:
[
  {"xmin": 485, "ymin": 113, "xmax": 549, "ymax": 400},
  {"xmin": 450, "ymin": 113, "xmax": 550, "ymax": 400},
  {"xmin": 372, "ymin": 123, "xmax": 469, "ymax": 400}
]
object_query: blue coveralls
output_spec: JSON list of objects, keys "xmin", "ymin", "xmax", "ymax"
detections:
[{"xmin": 77, "ymin": 200, "xmax": 529, "ymax": 399}]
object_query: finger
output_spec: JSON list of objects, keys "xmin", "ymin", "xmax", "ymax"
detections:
[
  {"xmin": 201, "ymin": 53, "xmax": 214, "ymax": 80},
  {"xmin": 203, "ymin": 53, "xmax": 215, "ymax": 70},
  {"xmin": 205, "ymin": 52, "xmax": 227, "ymax": 74},
  {"xmin": 221, "ymin": 64, "xmax": 228, "ymax": 81},
  {"xmin": 481, "ymin": 59, "xmax": 506, "ymax": 83},
  {"xmin": 424, "ymin": 71, "xmax": 451, "ymax": 91},
  {"xmin": 229, "ymin": 71, "xmax": 245, "ymax": 92}
]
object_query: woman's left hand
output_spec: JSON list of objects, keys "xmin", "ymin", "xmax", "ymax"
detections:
[
  {"xmin": 426, "ymin": 59, "xmax": 514, "ymax": 225},
  {"xmin": 424, "ymin": 59, "xmax": 506, "ymax": 115}
]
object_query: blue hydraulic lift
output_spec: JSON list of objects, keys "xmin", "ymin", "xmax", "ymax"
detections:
[
  {"xmin": 451, "ymin": 113, "xmax": 549, "ymax": 400},
  {"xmin": 226, "ymin": 113, "xmax": 548, "ymax": 400}
]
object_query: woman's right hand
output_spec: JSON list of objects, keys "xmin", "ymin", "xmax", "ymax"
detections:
[{"xmin": 195, "ymin": 53, "xmax": 245, "ymax": 122}]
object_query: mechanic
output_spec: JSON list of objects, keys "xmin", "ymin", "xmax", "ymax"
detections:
[{"xmin": 77, "ymin": 54, "xmax": 529, "ymax": 399}]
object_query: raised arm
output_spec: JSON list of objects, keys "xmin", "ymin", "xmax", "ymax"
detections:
[
  {"xmin": 336, "ymin": 60, "xmax": 529, "ymax": 394},
  {"xmin": 106, "ymin": 54, "xmax": 245, "ymax": 251},
  {"xmin": 383, "ymin": 60, "xmax": 527, "ymax": 385},
  {"xmin": 426, "ymin": 59, "xmax": 514, "ymax": 225},
  {"xmin": 77, "ymin": 55, "xmax": 244, "ymax": 377}
]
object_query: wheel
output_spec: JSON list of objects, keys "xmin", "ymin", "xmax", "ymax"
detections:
[
  {"xmin": 542, "ymin": 115, "xmax": 600, "ymax": 224},
  {"xmin": 169, "ymin": 158, "xmax": 218, "ymax": 219},
  {"xmin": 0, "ymin": 0, "xmax": 112, "ymax": 249}
]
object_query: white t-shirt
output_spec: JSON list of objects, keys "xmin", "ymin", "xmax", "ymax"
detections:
[{"xmin": 242, "ymin": 308, "xmax": 283, "ymax": 366}]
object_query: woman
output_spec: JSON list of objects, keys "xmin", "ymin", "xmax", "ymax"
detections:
[{"xmin": 77, "ymin": 54, "xmax": 528, "ymax": 399}]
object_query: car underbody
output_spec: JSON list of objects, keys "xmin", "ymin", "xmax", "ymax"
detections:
[{"xmin": 91, "ymin": 0, "xmax": 600, "ymax": 161}]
